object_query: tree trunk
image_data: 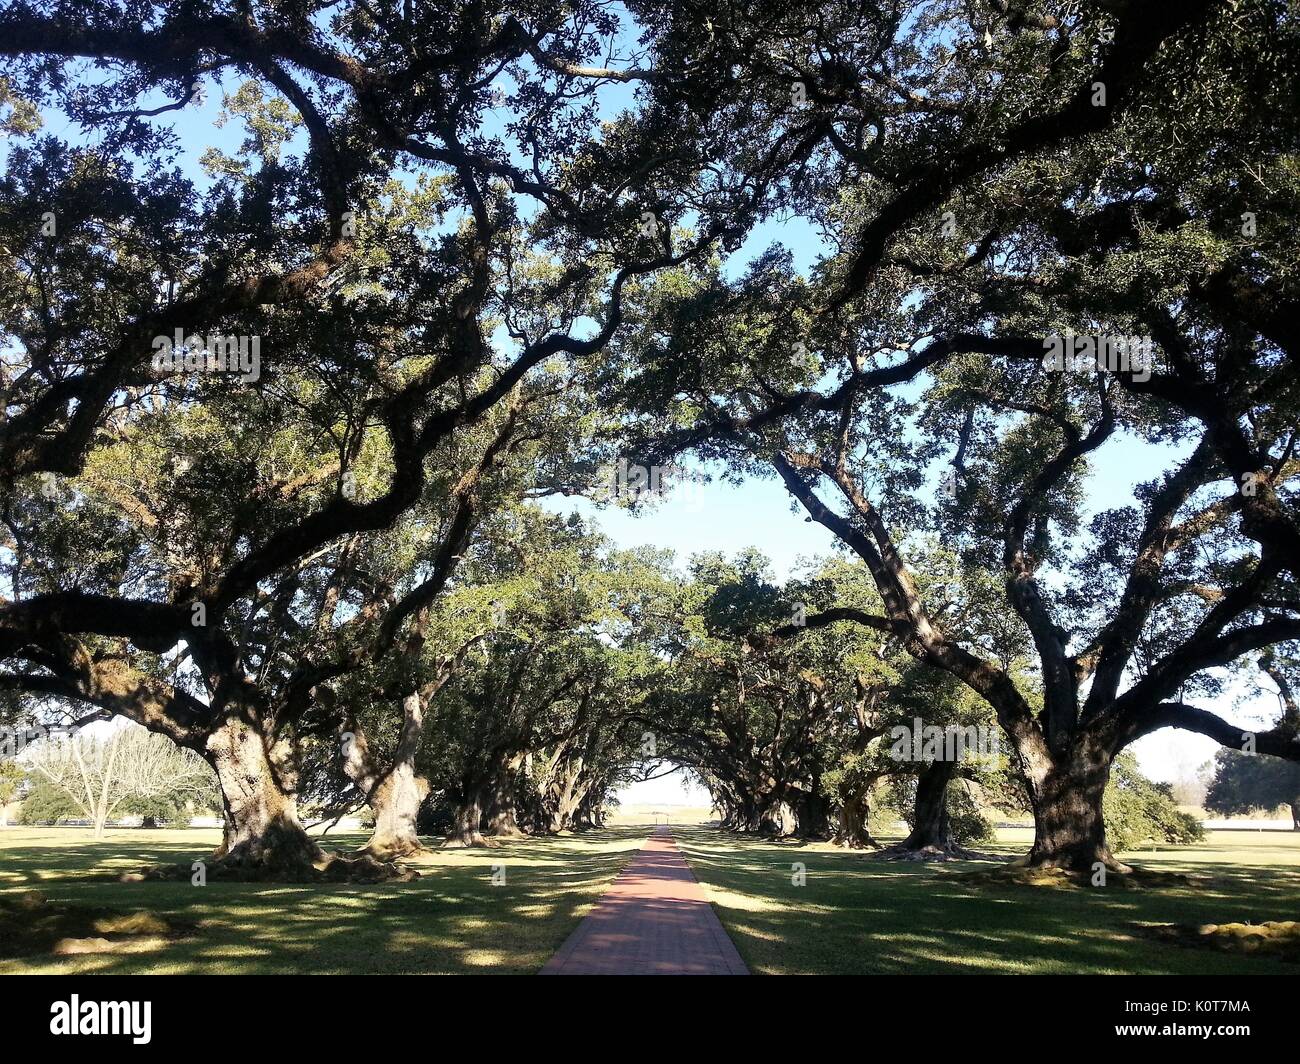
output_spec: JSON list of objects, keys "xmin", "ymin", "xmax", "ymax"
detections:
[
  {"xmin": 484, "ymin": 775, "xmax": 525, "ymax": 838},
  {"xmin": 874, "ymin": 760, "xmax": 969, "ymax": 860},
  {"xmin": 757, "ymin": 799, "xmax": 796, "ymax": 837},
  {"xmin": 794, "ymin": 789, "xmax": 832, "ymax": 840},
  {"xmin": 206, "ymin": 716, "xmax": 323, "ymax": 880},
  {"xmin": 1290, "ymin": 799, "xmax": 1298, "ymax": 831},
  {"xmin": 540, "ymin": 757, "xmax": 588, "ymax": 833},
  {"xmin": 571, "ymin": 785, "xmax": 607, "ymax": 830},
  {"xmin": 736, "ymin": 801, "xmax": 763, "ymax": 832},
  {"xmin": 141, "ymin": 815, "xmax": 159, "ymax": 829},
  {"xmin": 1025, "ymin": 741, "xmax": 1127, "ymax": 873},
  {"xmin": 444, "ymin": 788, "xmax": 489, "ymax": 847},
  {"xmin": 904, "ymin": 760, "xmax": 954, "ymax": 848},
  {"xmin": 357, "ymin": 693, "xmax": 431, "ymax": 859},
  {"xmin": 834, "ymin": 788, "xmax": 877, "ymax": 848},
  {"xmin": 366, "ymin": 762, "xmax": 430, "ymax": 858}
]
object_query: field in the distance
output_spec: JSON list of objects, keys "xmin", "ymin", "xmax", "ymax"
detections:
[
  {"xmin": 604, "ymin": 803, "xmax": 714, "ymax": 826},
  {"xmin": 1, "ymin": 824, "xmax": 1296, "ymax": 975}
]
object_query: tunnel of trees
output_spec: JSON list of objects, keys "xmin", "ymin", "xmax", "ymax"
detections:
[{"xmin": 1, "ymin": 0, "xmax": 1299, "ymax": 881}]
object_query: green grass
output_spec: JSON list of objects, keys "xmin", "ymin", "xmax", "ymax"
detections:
[
  {"xmin": 0, "ymin": 826, "xmax": 645, "ymax": 974},
  {"xmin": 675, "ymin": 826, "xmax": 1300, "ymax": 975},
  {"xmin": 5, "ymin": 823, "xmax": 1298, "ymax": 975}
]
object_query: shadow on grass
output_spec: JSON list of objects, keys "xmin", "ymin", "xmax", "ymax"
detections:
[
  {"xmin": 673, "ymin": 825, "xmax": 1300, "ymax": 976},
  {"xmin": 0, "ymin": 825, "xmax": 653, "ymax": 974}
]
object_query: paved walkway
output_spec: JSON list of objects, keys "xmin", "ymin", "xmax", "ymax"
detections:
[{"xmin": 541, "ymin": 827, "xmax": 748, "ymax": 975}]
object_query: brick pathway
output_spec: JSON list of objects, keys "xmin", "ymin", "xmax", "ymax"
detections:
[{"xmin": 540, "ymin": 826, "xmax": 748, "ymax": 975}]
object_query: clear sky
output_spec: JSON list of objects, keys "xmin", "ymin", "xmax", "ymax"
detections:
[{"xmin": 617, "ymin": 769, "xmax": 712, "ymax": 808}]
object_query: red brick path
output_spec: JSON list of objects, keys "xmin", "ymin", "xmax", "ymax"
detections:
[{"xmin": 540, "ymin": 826, "xmax": 748, "ymax": 975}]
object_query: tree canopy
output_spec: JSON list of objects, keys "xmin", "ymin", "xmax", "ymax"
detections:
[{"xmin": 2, "ymin": 0, "xmax": 1298, "ymax": 879}]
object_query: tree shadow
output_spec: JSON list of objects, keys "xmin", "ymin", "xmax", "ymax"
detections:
[
  {"xmin": 671, "ymin": 824, "xmax": 1300, "ymax": 975},
  {"xmin": 0, "ymin": 825, "xmax": 652, "ymax": 974}
]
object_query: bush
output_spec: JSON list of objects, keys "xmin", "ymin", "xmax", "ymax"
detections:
[
  {"xmin": 1104, "ymin": 753, "xmax": 1205, "ymax": 850},
  {"xmin": 947, "ymin": 782, "xmax": 994, "ymax": 845}
]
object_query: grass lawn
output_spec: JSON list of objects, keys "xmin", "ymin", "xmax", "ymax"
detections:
[
  {"xmin": 0, "ymin": 825, "xmax": 646, "ymax": 974},
  {"xmin": 675, "ymin": 825, "xmax": 1300, "ymax": 975},
  {"xmin": 5, "ymin": 823, "xmax": 1297, "ymax": 975}
]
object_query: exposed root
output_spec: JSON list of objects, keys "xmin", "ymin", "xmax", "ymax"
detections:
[
  {"xmin": 832, "ymin": 835, "xmax": 881, "ymax": 850},
  {"xmin": 440, "ymin": 834, "xmax": 497, "ymax": 849},
  {"xmin": 869, "ymin": 842, "xmax": 990, "ymax": 862},
  {"xmin": 319, "ymin": 851, "xmax": 420, "ymax": 882},
  {"xmin": 1026, "ymin": 852, "xmax": 1134, "ymax": 875},
  {"xmin": 0, "ymin": 891, "xmax": 196, "ymax": 959},
  {"xmin": 120, "ymin": 847, "xmax": 418, "ymax": 884},
  {"xmin": 359, "ymin": 838, "xmax": 430, "ymax": 862},
  {"xmin": 952, "ymin": 861, "xmax": 1208, "ymax": 891},
  {"xmin": 1136, "ymin": 919, "xmax": 1300, "ymax": 962}
]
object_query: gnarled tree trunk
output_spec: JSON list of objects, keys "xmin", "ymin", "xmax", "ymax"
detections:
[
  {"xmin": 444, "ymin": 787, "xmax": 490, "ymax": 847},
  {"xmin": 483, "ymin": 763, "xmax": 526, "ymax": 838},
  {"xmin": 571, "ymin": 781, "xmax": 608, "ymax": 830},
  {"xmin": 1025, "ymin": 738, "xmax": 1126, "ymax": 872},
  {"xmin": 539, "ymin": 754, "xmax": 589, "ymax": 833},
  {"xmin": 793, "ymin": 787, "xmax": 832, "ymax": 840},
  {"xmin": 903, "ymin": 759, "xmax": 955, "ymax": 849},
  {"xmin": 366, "ymin": 761, "xmax": 430, "ymax": 858},
  {"xmin": 757, "ymin": 799, "xmax": 797, "ymax": 837},
  {"xmin": 833, "ymin": 784, "xmax": 878, "ymax": 848},
  {"xmin": 874, "ymin": 760, "xmax": 971, "ymax": 861},
  {"xmin": 343, "ymin": 693, "xmax": 432, "ymax": 859},
  {"xmin": 206, "ymin": 716, "xmax": 323, "ymax": 880}
]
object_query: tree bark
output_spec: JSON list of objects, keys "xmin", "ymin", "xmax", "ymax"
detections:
[
  {"xmin": 757, "ymin": 799, "xmax": 797, "ymax": 837},
  {"xmin": 794, "ymin": 789, "xmax": 832, "ymax": 840},
  {"xmin": 904, "ymin": 760, "xmax": 955, "ymax": 849},
  {"xmin": 352, "ymin": 693, "xmax": 431, "ymax": 859},
  {"xmin": 365, "ymin": 760, "xmax": 430, "ymax": 858},
  {"xmin": 540, "ymin": 756, "xmax": 588, "ymax": 833},
  {"xmin": 833, "ymin": 788, "xmax": 878, "ymax": 848},
  {"xmin": 444, "ymin": 788, "xmax": 489, "ymax": 848},
  {"xmin": 1025, "ymin": 739, "xmax": 1128, "ymax": 872},
  {"xmin": 571, "ymin": 783, "xmax": 608, "ymax": 830},
  {"xmin": 873, "ymin": 760, "xmax": 971, "ymax": 860},
  {"xmin": 484, "ymin": 773, "xmax": 525, "ymax": 838},
  {"xmin": 206, "ymin": 716, "xmax": 323, "ymax": 880}
]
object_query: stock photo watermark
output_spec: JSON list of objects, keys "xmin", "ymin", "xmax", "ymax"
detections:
[
  {"xmin": 151, "ymin": 329, "xmax": 261, "ymax": 383},
  {"xmin": 887, "ymin": 718, "xmax": 1002, "ymax": 765},
  {"xmin": 1041, "ymin": 331, "xmax": 1152, "ymax": 383},
  {"xmin": 593, "ymin": 458, "xmax": 708, "ymax": 511}
]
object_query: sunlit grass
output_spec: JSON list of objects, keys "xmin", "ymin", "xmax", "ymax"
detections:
[
  {"xmin": 7, "ymin": 822, "xmax": 1296, "ymax": 975},
  {"xmin": 0, "ymin": 825, "xmax": 645, "ymax": 974},
  {"xmin": 676, "ymin": 825, "xmax": 1300, "ymax": 975}
]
